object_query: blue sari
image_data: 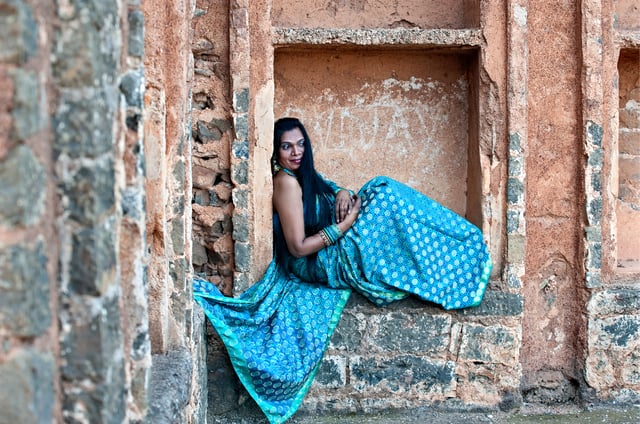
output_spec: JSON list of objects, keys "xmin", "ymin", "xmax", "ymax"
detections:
[{"xmin": 194, "ymin": 176, "xmax": 492, "ymax": 423}]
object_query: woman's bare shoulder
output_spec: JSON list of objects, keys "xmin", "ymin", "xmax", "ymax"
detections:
[{"xmin": 273, "ymin": 170, "xmax": 300, "ymax": 191}]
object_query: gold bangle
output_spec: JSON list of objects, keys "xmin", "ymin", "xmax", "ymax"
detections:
[{"xmin": 318, "ymin": 230, "xmax": 330, "ymax": 247}]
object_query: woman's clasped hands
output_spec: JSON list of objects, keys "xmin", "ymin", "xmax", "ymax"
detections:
[{"xmin": 335, "ymin": 189, "xmax": 361, "ymax": 225}]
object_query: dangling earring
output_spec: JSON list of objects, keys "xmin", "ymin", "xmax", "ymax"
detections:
[{"xmin": 271, "ymin": 158, "xmax": 281, "ymax": 175}]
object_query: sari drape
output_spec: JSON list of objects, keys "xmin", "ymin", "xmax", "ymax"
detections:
[{"xmin": 194, "ymin": 176, "xmax": 492, "ymax": 423}]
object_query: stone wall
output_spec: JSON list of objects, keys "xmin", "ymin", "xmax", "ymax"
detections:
[
  {"xmin": 0, "ymin": 0, "xmax": 205, "ymax": 423},
  {"xmin": 199, "ymin": 0, "xmax": 640, "ymax": 420},
  {"xmin": 0, "ymin": 1, "xmax": 57, "ymax": 421},
  {"xmin": 1, "ymin": 0, "xmax": 639, "ymax": 423}
]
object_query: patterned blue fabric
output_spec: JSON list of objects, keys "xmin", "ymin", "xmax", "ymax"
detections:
[{"xmin": 193, "ymin": 176, "xmax": 492, "ymax": 423}]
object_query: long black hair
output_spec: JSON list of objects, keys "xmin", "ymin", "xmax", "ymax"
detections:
[{"xmin": 272, "ymin": 117, "xmax": 335, "ymax": 265}]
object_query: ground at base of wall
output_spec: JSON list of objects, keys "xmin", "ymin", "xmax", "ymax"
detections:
[{"xmin": 209, "ymin": 404, "xmax": 640, "ymax": 424}]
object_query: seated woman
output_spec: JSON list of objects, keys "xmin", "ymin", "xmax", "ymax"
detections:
[{"xmin": 194, "ymin": 117, "xmax": 492, "ymax": 424}]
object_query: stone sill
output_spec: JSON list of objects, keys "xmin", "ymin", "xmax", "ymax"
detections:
[
  {"xmin": 272, "ymin": 27, "xmax": 482, "ymax": 49},
  {"xmin": 616, "ymin": 259, "xmax": 640, "ymax": 280},
  {"xmin": 617, "ymin": 30, "xmax": 640, "ymax": 48}
]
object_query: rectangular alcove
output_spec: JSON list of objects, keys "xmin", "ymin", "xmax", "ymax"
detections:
[
  {"xmin": 616, "ymin": 49, "xmax": 640, "ymax": 273},
  {"xmin": 616, "ymin": 48, "xmax": 640, "ymax": 272},
  {"xmin": 273, "ymin": 47, "xmax": 482, "ymax": 226}
]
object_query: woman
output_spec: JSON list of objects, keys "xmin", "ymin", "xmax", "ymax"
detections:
[{"xmin": 194, "ymin": 117, "xmax": 492, "ymax": 423}]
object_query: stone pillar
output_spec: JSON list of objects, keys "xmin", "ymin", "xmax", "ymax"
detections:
[
  {"xmin": 118, "ymin": 1, "xmax": 152, "ymax": 421},
  {"xmin": 51, "ymin": 0, "xmax": 128, "ymax": 421},
  {"xmin": 585, "ymin": 0, "xmax": 640, "ymax": 402},
  {"xmin": 142, "ymin": 0, "xmax": 205, "ymax": 422},
  {"xmin": 229, "ymin": 0, "xmax": 253, "ymax": 294},
  {"xmin": 521, "ymin": 0, "xmax": 588, "ymax": 403},
  {"xmin": 0, "ymin": 1, "xmax": 57, "ymax": 421}
]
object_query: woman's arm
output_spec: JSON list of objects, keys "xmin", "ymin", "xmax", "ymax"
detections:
[{"xmin": 273, "ymin": 172, "xmax": 360, "ymax": 258}]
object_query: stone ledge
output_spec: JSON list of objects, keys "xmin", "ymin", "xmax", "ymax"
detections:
[
  {"xmin": 273, "ymin": 27, "xmax": 482, "ymax": 49},
  {"xmin": 617, "ymin": 30, "xmax": 640, "ymax": 48}
]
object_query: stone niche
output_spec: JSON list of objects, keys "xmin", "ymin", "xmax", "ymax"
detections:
[
  {"xmin": 274, "ymin": 47, "xmax": 482, "ymax": 224},
  {"xmin": 616, "ymin": 48, "xmax": 640, "ymax": 271}
]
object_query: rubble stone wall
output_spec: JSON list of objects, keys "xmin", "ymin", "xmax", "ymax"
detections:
[{"xmin": 0, "ymin": 0, "xmax": 206, "ymax": 422}]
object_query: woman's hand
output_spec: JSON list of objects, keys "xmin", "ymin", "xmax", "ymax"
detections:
[
  {"xmin": 335, "ymin": 189, "xmax": 354, "ymax": 223},
  {"xmin": 337, "ymin": 193, "xmax": 361, "ymax": 234}
]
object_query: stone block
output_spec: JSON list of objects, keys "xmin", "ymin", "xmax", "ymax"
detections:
[
  {"xmin": 0, "ymin": 349, "xmax": 54, "ymax": 424},
  {"xmin": 0, "ymin": 0, "xmax": 37, "ymax": 64},
  {"xmin": 232, "ymin": 160, "xmax": 248, "ymax": 185},
  {"xmin": 622, "ymin": 351, "xmax": 640, "ymax": 385},
  {"xmin": 213, "ymin": 183, "xmax": 233, "ymax": 203},
  {"xmin": 233, "ymin": 114, "xmax": 249, "ymax": 143},
  {"xmin": 589, "ymin": 241, "xmax": 602, "ymax": 269},
  {"xmin": 584, "ymin": 226, "xmax": 601, "ymax": 242},
  {"xmin": 506, "ymin": 210, "xmax": 520, "ymax": 234},
  {"xmin": 121, "ymin": 186, "xmax": 144, "ymax": 221},
  {"xmin": 0, "ymin": 144, "xmax": 46, "ymax": 226},
  {"xmin": 232, "ymin": 210, "xmax": 249, "ymax": 242},
  {"xmin": 148, "ymin": 349, "xmax": 194, "ymax": 423},
  {"xmin": 232, "ymin": 187, "xmax": 248, "ymax": 209},
  {"xmin": 459, "ymin": 324, "xmax": 518, "ymax": 365},
  {"xmin": 619, "ymin": 130, "xmax": 640, "ymax": 155},
  {"xmin": 63, "ymin": 158, "xmax": 116, "ymax": 226},
  {"xmin": 52, "ymin": 0, "xmax": 119, "ymax": 87},
  {"xmin": 11, "ymin": 69, "xmax": 42, "ymax": 140},
  {"xmin": 591, "ymin": 169, "xmax": 601, "ymax": 192},
  {"xmin": 588, "ymin": 147, "xmax": 603, "ymax": 169},
  {"xmin": 232, "ymin": 137, "xmax": 249, "ymax": 160},
  {"xmin": 170, "ymin": 218, "xmax": 185, "ymax": 255},
  {"xmin": 506, "ymin": 177, "xmax": 523, "ymax": 204},
  {"xmin": 192, "ymin": 242, "xmax": 208, "ymax": 266},
  {"xmin": 350, "ymin": 355, "xmax": 455, "ymax": 395},
  {"xmin": 0, "ymin": 241, "xmax": 51, "ymax": 336},
  {"xmin": 128, "ymin": 9, "xmax": 144, "ymax": 57},
  {"xmin": 590, "ymin": 315, "xmax": 640, "ymax": 350},
  {"xmin": 329, "ymin": 308, "xmax": 363, "ymax": 351},
  {"xmin": 369, "ymin": 311, "xmax": 451, "ymax": 355},
  {"xmin": 233, "ymin": 88, "xmax": 249, "ymax": 113},
  {"xmin": 315, "ymin": 355, "xmax": 347, "ymax": 388},
  {"xmin": 54, "ymin": 91, "xmax": 114, "ymax": 159},
  {"xmin": 620, "ymin": 104, "xmax": 640, "ymax": 129},
  {"xmin": 458, "ymin": 291, "xmax": 523, "ymax": 317},
  {"xmin": 60, "ymin": 296, "xmax": 126, "ymax": 424},
  {"xmin": 192, "ymin": 164, "xmax": 217, "ymax": 189},
  {"xmin": 169, "ymin": 257, "xmax": 187, "ymax": 292},
  {"xmin": 589, "ymin": 289, "xmax": 640, "ymax": 315},
  {"xmin": 618, "ymin": 156, "xmax": 640, "ymax": 190},
  {"xmin": 119, "ymin": 69, "xmax": 143, "ymax": 107},
  {"xmin": 508, "ymin": 156, "xmax": 522, "ymax": 177},
  {"xmin": 234, "ymin": 241, "xmax": 250, "ymax": 272},
  {"xmin": 585, "ymin": 271, "xmax": 601, "ymax": 288},
  {"xmin": 587, "ymin": 121, "xmax": 603, "ymax": 147},
  {"xmin": 588, "ymin": 197, "xmax": 602, "ymax": 225},
  {"xmin": 509, "ymin": 132, "xmax": 521, "ymax": 151},
  {"xmin": 126, "ymin": 110, "xmax": 141, "ymax": 131},
  {"xmin": 195, "ymin": 118, "xmax": 231, "ymax": 144},
  {"xmin": 507, "ymin": 234, "xmax": 525, "ymax": 264},
  {"xmin": 69, "ymin": 219, "xmax": 117, "ymax": 296}
]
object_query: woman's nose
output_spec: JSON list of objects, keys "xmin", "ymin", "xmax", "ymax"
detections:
[{"xmin": 291, "ymin": 146, "xmax": 301, "ymax": 156}]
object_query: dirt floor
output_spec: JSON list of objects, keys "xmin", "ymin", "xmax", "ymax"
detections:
[{"xmin": 209, "ymin": 403, "xmax": 640, "ymax": 424}]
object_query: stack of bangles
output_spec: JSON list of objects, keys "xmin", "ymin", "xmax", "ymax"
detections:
[{"xmin": 318, "ymin": 224, "xmax": 343, "ymax": 247}]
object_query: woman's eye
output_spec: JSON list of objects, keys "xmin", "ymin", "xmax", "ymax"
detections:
[
  {"xmin": 298, "ymin": 141, "xmax": 305, "ymax": 147},
  {"xmin": 281, "ymin": 144, "xmax": 290, "ymax": 150}
]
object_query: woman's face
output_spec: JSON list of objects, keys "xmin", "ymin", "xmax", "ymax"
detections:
[{"xmin": 277, "ymin": 127, "xmax": 305, "ymax": 171}]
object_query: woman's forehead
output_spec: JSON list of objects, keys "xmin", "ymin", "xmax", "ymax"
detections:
[{"xmin": 280, "ymin": 127, "xmax": 304, "ymax": 143}]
